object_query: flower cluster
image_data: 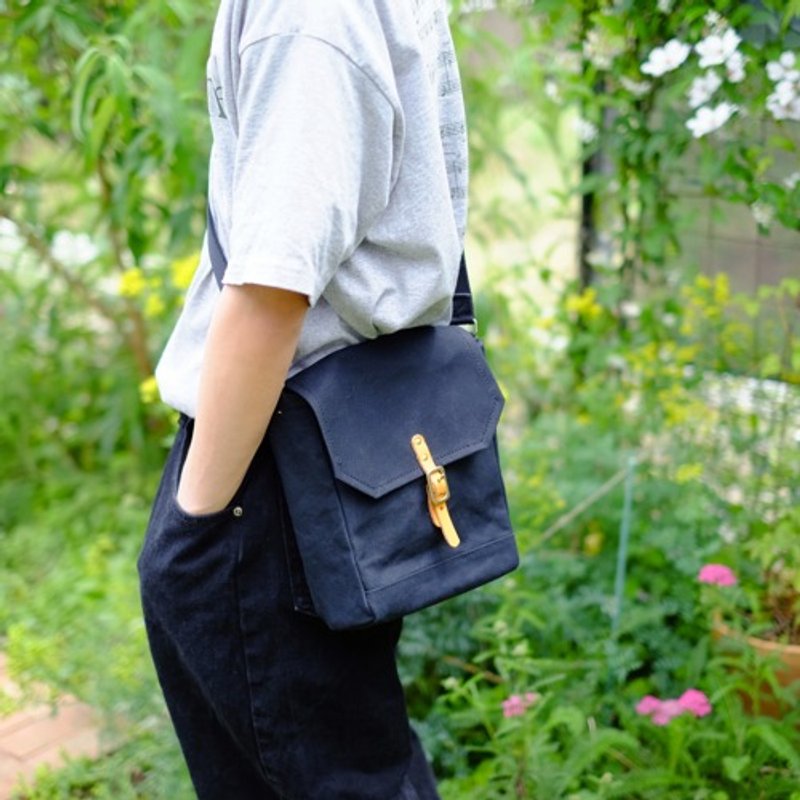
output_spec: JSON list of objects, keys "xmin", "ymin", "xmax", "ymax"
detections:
[
  {"xmin": 686, "ymin": 23, "xmax": 743, "ymax": 138},
  {"xmin": 636, "ymin": 689, "xmax": 712, "ymax": 726},
  {"xmin": 639, "ymin": 14, "xmax": 799, "ymax": 138},
  {"xmin": 502, "ymin": 692, "xmax": 540, "ymax": 718},
  {"xmin": 766, "ymin": 52, "xmax": 800, "ymax": 121},
  {"xmin": 695, "ymin": 28, "xmax": 745, "ymax": 80},
  {"xmin": 51, "ymin": 230, "xmax": 99, "ymax": 267},
  {"xmin": 119, "ymin": 267, "xmax": 147, "ymax": 298},
  {"xmin": 698, "ymin": 563, "xmax": 737, "ymax": 587}
]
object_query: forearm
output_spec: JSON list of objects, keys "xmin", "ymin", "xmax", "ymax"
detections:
[{"xmin": 177, "ymin": 283, "xmax": 307, "ymax": 515}]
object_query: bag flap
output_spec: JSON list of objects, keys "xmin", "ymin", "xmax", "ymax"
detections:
[{"xmin": 277, "ymin": 326, "xmax": 504, "ymax": 499}]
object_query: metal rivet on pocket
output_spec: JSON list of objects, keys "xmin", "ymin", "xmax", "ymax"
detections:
[{"xmin": 233, "ymin": 506, "xmax": 244, "ymax": 518}]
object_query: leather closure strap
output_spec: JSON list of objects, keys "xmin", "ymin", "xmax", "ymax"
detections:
[{"xmin": 410, "ymin": 434, "xmax": 461, "ymax": 549}]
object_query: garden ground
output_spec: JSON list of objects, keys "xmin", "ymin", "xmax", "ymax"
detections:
[{"xmin": 0, "ymin": 654, "xmax": 105, "ymax": 797}]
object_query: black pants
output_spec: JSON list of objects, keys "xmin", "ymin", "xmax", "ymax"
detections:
[{"xmin": 138, "ymin": 417, "xmax": 440, "ymax": 800}]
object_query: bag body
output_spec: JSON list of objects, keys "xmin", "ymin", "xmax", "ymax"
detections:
[{"xmin": 268, "ymin": 324, "xmax": 518, "ymax": 630}]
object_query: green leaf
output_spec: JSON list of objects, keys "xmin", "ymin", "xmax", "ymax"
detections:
[
  {"xmin": 784, "ymin": 0, "xmax": 800, "ymax": 27},
  {"xmin": 747, "ymin": 724, "xmax": 800, "ymax": 772},
  {"xmin": 70, "ymin": 47, "xmax": 103, "ymax": 141},
  {"xmin": 87, "ymin": 94, "xmax": 118, "ymax": 161},
  {"xmin": 722, "ymin": 755, "xmax": 750, "ymax": 783}
]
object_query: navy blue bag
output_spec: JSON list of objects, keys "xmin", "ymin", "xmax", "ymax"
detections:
[{"xmin": 207, "ymin": 213, "xmax": 517, "ymax": 629}]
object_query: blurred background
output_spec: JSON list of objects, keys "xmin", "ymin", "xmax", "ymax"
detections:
[{"xmin": 1, "ymin": 1, "xmax": 799, "ymax": 797}]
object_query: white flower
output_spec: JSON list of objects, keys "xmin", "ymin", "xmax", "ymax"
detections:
[
  {"xmin": 51, "ymin": 231, "xmax": 100, "ymax": 266},
  {"xmin": 607, "ymin": 354, "xmax": 627, "ymax": 371},
  {"xmin": 657, "ymin": 0, "xmax": 673, "ymax": 12},
  {"xmin": 622, "ymin": 392, "xmax": 641, "ymax": 416},
  {"xmin": 767, "ymin": 52, "xmax": 799, "ymax": 83},
  {"xmin": 719, "ymin": 523, "xmax": 737, "ymax": 544},
  {"xmin": 767, "ymin": 81, "xmax": 800, "ymax": 121},
  {"xmin": 531, "ymin": 327, "xmax": 569, "ymax": 353},
  {"xmin": 574, "ymin": 118, "xmax": 598, "ymax": 143},
  {"xmin": 784, "ymin": 171, "xmax": 800, "ymax": 190},
  {"xmin": 620, "ymin": 301, "xmax": 641, "ymax": 319},
  {"xmin": 620, "ymin": 76, "xmax": 651, "ymax": 96},
  {"xmin": 775, "ymin": 79, "xmax": 798, "ymax": 104},
  {"xmin": 0, "ymin": 217, "xmax": 25, "ymax": 263},
  {"xmin": 686, "ymin": 102, "xmax": 738, "ymax": 138},
  {"xmin": 662, "ymin": 313, "xmax": 678, "ymax": 328},
  {"xmin": 695, "ymin": 29, "xmax": 741, "ymax": 69},
  {"xmin": 704, "ymin": 11, "xmax": 725, "ymax": 32},
  {"xmin": 641, "ymin": 39, "xmax": 691, "ymax": 77},
  {"xmin": 751, "ymin": 201, "xmax": 774, "ymax": 229},
  {"xmin": 584, "ymin": 29, "xmax": 621, "ymax": 71},
  {"xmin": 544, "ymin": 79, "xmax": 561, "ymax": 102},
  {"xmin": 725, "ymin": 51, "xmax": 746, "ymax": 83},
  {"xmin": 687, "ymin": 70, "xmax": 722, "ymax": 108},
  {"xmin": 780, "ymin": 51, "xmax": 797, "ymax": 69}
]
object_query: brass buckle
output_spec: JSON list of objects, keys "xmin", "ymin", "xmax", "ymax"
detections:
[
  {"xmin": 411, "ymin": 433, "xmax": 461, "ymax": 548},
  {"xmin": 426, "ymin": 466, "xmax": 450, "ymax": 505}
]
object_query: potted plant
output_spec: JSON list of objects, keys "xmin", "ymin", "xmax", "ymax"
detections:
[{"xmin": 698, "ymin": 501, "xmax": 800, "ymax": 717}]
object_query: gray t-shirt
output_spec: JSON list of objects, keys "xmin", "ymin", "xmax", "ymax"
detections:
[{"xmin": 156, "ymin": 0, "xmax": 469, "ymax": 417}]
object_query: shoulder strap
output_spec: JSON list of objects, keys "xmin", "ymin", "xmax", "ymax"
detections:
[{"xmin": 206, "ymin": 206, "xmax": 475, "ymax": 327}]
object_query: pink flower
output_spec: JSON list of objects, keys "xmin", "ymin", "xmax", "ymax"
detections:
[
  {"xmin": 502, "ymin": 692, "xmax": 540, "ymax": 718},
  {"xmin": 636, "ymin": 689, "xmax": 712, "ymax": 725},
  {"xmin": 651, "ymin": 700, "xmax": 685, "ymax": 726},
  {"xmin": 678, "ymin": 689, "xmax": 712, "ymax": 718},
  {"xmin": 635, "ymin": 695, "xmax": 662, "ymax": 716},
  {"xmin": 698, "ymin": 563, "xmax": 737, "ymax": 586}
]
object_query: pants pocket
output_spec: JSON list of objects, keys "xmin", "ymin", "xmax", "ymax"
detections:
[{"xmin": 137, "ymin": 417, "xmax": 245, "ymax": 617}]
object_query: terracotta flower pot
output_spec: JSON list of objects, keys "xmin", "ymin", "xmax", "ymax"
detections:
[{"xmin": 712, "ymin": 617, "xmax": 800, "ymax": 717}]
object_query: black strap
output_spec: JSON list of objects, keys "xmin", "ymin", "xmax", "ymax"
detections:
[{"xmin": 206, "ymin": 206, "xmax": 476, "ymax": 327}]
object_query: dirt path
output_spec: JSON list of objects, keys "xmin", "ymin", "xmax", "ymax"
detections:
[{"xmin": 0, "ymin": 654, "xmax": 104, "ymax": 799}]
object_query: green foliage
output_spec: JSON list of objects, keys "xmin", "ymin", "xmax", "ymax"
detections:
[
  {"xmin": 1, "ymin": 0, "xmax": 213, "ymax": 389},
  {"xmin": 2, "ymin": 1, "xmax": 799, "ymax": 798},
  {"xmin": 10, "ymin": 731, "xmax": 193, "ymax": 800}
]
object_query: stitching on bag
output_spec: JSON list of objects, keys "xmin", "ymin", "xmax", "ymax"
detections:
[{"xmin": 362, "ymin": 533, "xmax": 516, "ymax": 595}]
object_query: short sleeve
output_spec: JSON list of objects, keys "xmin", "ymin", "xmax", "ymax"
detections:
[{"xmin": 224, "ymin": 35, "xmax": 397, "ymax": 305}]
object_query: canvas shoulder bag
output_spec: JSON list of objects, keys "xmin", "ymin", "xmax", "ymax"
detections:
[{"xmin": 207, "ymin": 211, "xmax": 518, "ymax": 629}]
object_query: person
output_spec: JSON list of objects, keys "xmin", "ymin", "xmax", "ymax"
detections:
[{"xmin": 137, "ymin": 0, "xmax": 468, "ymax": 797}]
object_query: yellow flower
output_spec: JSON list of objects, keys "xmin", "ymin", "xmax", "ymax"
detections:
[
  {"xmin": 119, "ymin": 268, "xmax": 146, "ymax": 298},
  {"xmin": 713, "ymin": 273, "xmax": 730, "ymax": 305},
  {"xmin": 144, "ymin": 294, "xmax": 166, "ymax": 319},
  {"xmin": 565, "ymin": 288, "xmax": 602, "ymax": 320},
  {"xmin": 172, "ymin": 253, "xmax": 200, "ymax": 290},
  {"xmin": 675, "ymin": 463, "xmax": 704, "ymax": 484},
  {"xmin": 583, "ymin": 530, "xmax": 605, "ymax": 557},
  {"xmin": 139, "ymin": 375, "xmax": 160, "ymax": 405}
]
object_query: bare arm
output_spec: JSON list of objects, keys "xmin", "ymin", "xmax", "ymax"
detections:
[{"xmin": 176, "ymin": 283, "xmax": 308, "ymax": 515}]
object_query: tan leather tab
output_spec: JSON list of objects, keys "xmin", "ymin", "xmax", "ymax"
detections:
[
  {"xmin": 430, "ymin": 498, "xmax": 461, "ymax": 548},
  {"xmin": 411, "ymin": 434, "xmax": 461, "ymax": 548}
]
